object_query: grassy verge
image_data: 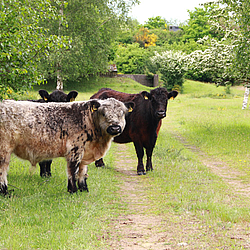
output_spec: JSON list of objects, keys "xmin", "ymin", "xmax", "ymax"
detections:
[
  {"xmin": 166, "ymin": 80, "xmax": 250, "ymax": 178},
  {"xmin": 0, "ymin": 149, "xmax": 123, "ymax": 249}
]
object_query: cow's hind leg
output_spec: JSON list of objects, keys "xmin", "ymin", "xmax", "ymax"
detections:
[
  {"xmin": 67, "ymin": 161, "xmax": 79, "ymax": 193},
  {"xmin": 77, "ymin": 163, "xmax": 89, "ymax": 192},
  {"xmin": 134, "ymin": 143, "xmax": 146, "ymax": 175},
  {"xmin": 0, "ymin": 153, "xmax": 11, "ymax": 195}
]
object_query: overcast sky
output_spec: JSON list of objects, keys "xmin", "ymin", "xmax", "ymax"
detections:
[{"xmin": 129, "ymin": 0, "xmax": 210, "ymax": 24}]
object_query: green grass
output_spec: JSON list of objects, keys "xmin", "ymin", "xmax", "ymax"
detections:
[
  {"xmin": 0, "ymin": 149, "xmax": 123, "ymax": 249},
  {"xmin": 166, "ymin": 80, "xmax": 250, "ymax": 178},
  {"xmin": 1, "ymin": 77, "xmax": 250, "ymax": 249}
]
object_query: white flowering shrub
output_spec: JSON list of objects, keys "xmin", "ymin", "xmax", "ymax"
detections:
[
  {"xmin": 149, "ymin": 50, "xmax": 187, "ymax": 91},
  {"xmin": 185, "ymin": 37, "xmax": 240, "ymax": 85}
]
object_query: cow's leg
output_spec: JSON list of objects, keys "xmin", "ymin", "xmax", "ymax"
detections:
[
  {"xmin": 45, "ymin": 160, "xmax": 52, "ymax": 177},
  {"xmin": 133, "ymin": 142, "xmax": 146, "ymax": 175},
  {"xmin": 146, "ymin": 147, "xmax": 154, "ymax": 172},
  {"xmin": 0, "ymin": 152, "xmax": 11, "ymax": 195},
  {"xmin": 77, "ymin": 163, "xmax": 89, "ymax": 192},
  {"xmin": 95, "ymin": 158, "xmax": 105, "ymax": 167},
  {"xmin": 67, "ymin": 161, "xmax": 79, "ymax": 193},
  {"xmin": 39, "ymin": 161, "xmax": 47, "ymax": 177}
]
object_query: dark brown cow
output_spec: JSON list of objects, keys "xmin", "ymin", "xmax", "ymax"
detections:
[
  {"xmin": 91, "ymin": 87, "xmax": 178, "ymax": 175},
  {"xmin": 33, "ymin": 89, "xmax": 78, "ymax": 177}
]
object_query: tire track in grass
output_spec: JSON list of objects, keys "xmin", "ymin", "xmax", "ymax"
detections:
[{"xmin": 172, "ymin": 133, "xmax": 250, "ymax": 197}]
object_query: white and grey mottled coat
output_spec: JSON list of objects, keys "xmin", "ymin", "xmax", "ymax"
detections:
[{"xmin": 0, "ymin": 98, "xmax": 132, "ymax": 194}]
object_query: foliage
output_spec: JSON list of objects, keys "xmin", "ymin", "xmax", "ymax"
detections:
[
  {"xmin": 134, "ymin": 27, "xmax": 157, "ymax": 48},
  {"xmin": 185, "ymin": 37, "xmax": 239, "ymax": 84},
  {"xmin": 207, "ymin": 0, "xmax": 250, "ymax": 82},
  {"xmin": 0, "ymin": 0, "xmax": 65, "ymax": 99},
  {"xmin": 116, "ymin": 18, "xmax": 140, "ymax": 45},
  {"xmin": 182, "ymin": 4, "xmax": 220, "ymax": 42},
  {"xmin": 149, "ymin": 50, "xmax": 187, "ymax": 91},
  {"xmin": 39, "ymin": 0, "xmax": 139, "ymax": 88},
  {"xmin": 144, "ymin": 16, "xmax": 167, "ymax": 29},
  {"xmin": 115, "ymin": 43, "xmax": 152, "ymax": 74}
]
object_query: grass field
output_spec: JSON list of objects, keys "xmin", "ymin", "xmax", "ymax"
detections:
[{"xmin": 0, "ymin": 77, "xmax": 250, "ymax": 249}]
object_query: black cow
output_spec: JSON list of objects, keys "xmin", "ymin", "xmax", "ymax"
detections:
[
  {"xmin": 33, "ymin": 89, "xmax": 78, "ymax": 177},
  {"xmin": 90, "ymin": 87, "xmax": 178, "ymax": 175}
]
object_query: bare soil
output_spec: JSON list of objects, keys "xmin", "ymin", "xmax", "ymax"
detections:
[{"xmin": 105, "ymin": 139, "xmax": 250, "ymax": 249}]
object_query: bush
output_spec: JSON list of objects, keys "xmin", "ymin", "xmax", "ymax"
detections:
[
  {"xmin": 149, "ymin": 50, "xmax": 187, "ymax": 91},
  {"xmin": 115, "ymin": 43, "xmax": 152, "ymax": 74}
]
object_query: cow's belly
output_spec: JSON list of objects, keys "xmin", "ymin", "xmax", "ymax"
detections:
[
  {"xmin": 81, "ymin": 141, "xmax": 111, "ymax": 165},
  {"xmin": 13, "ymin": 140, "xmax": 67, "ymax": 166}
]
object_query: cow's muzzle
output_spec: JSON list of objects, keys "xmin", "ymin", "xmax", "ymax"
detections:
[
  {"xmin": 107, "ymin": 125, "xmax": 122, "ymax": 135},
  {"xmin": 157, "ymin": 111, "xmax": 166, "ymax": 119}
]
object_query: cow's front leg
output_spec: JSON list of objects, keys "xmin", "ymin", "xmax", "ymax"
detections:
[
  {"xmin": 133, "ymin": 142, "xmax": 146, "ymax": 175},
  {"xmin": 39, "ymin": 161, "xmax": 47, "ymax": 177},
  {"xmin": 78, "ymin": 163, "xmax": 89, "ymax": 192},
  {"xmin": 45, "ymin": 160, "xmax": 52, "ymax": 177},
  {"xmin": 67, "ymin": 161, "xmax": 79, "ymax": 193},
  {"xmin": 146, "ymin": 147, "xmax": 154, "ymax": 172}
]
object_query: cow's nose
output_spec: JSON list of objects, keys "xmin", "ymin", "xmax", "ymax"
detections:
[
  {"xmin": 107, "ymin": 125, "xmax": 122, "ymax": 135},
  {"xmin": 157, "ymin": 111, "xmax": 166, "ymax": 118}
]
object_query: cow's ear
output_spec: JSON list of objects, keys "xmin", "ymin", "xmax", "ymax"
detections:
[
  {"xmin": 90, "ymin": 100, "xmax": 101, "ymax": 113},
  {"xmin": 67, "ymin": 90, "xmax": 78, "ymax": 102},
  {"xmin": 168, "ymin": 90, "xmax": 178, "ymax": 100},
  {"xmin": 38, "ymin": 89, "xmax": 50, "ymax": 102},
  {"xmin": 141, "ymin": 91, "xmax": 151, "ymax": 100},
  {"xmin": 124, "ymin": 101, "xmax": 135, "ymax": 113}
]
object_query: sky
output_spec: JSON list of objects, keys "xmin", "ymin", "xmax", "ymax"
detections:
[{"xmin": 129, "ymin": 0, "xmax": 210, "ymax": 25}]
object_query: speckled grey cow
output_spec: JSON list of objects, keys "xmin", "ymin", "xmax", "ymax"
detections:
[{"xmin": 0, "ymin": 98, "xmax": 133, "ymax": 194}]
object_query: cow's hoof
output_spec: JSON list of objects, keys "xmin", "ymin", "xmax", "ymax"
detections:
[
  {"xmin": 0, "ymin": 184, "xmax": 8, "ymax": 196},
  {"xmin": 78, "ymin": 180, "xmax": 89, "ymax": 192},
  {"xmin": 79, "ymin": 186, "xmax": 89, "ymax": 192},
  {"xmin": 137, "ymin": 171, "xmax": 146, "ymax": 175}
]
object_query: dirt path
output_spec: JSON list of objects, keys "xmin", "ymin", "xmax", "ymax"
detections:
[
  {"xmin": 173, "ymin": 133, "xmax": 250, "ymax": 197},
  {"xmin": 105, "ymin": 143, "xmax": 250, "ymax": 249}
]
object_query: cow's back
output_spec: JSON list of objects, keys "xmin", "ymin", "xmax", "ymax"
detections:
[
  {"xmin": 91, "ymin": 89, "xmax": 155, "ymax": 146},
  {"xmin": 0, "ymin": 100, "xmax": 91, "ymax": 164}
]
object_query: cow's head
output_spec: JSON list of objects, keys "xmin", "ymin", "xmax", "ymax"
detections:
[
  {"xmin": 89, "ymin": 98, "xmax": 134, "ymax": 137},
  {"xmin": 39, "ymin": 90, "xmax": 78, "ymax": 103},
  {"xmin": 140, "ymin": 87, "xmax": 178, "ymax": 120}
]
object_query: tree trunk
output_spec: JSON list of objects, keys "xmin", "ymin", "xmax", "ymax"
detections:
[{"xmin": 56, "ymin": 2, "xmax": 64, "ymax": 90}]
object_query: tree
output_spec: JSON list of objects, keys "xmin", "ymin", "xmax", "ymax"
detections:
[
  {"xmin": 0, "ymin": 0, "xmax": 64, "ymax": 98},
  {"xmin": 144, "ymin": 16, "xmax": 167, "ymax": 29},
  {"xmin": 182, "ymin": 4, "xmax": 220, "ymax": 43},
  {"xmin": 39, "ymin": 0, "xmax": 139, "ymax": 89},
  {"xmin": 207, "ymin": 0, "xmax": 250, "ymax": 82}
]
